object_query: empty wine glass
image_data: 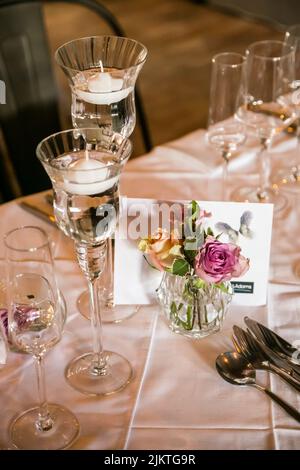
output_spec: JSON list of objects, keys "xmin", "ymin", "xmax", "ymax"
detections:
[
  {"xmin": 207, "ymin": 52, "xmax": 247, "ymax": 200},
  {"xmin": 5, "ymin": 226, "xmax": 79, "ymax": 450},
  {"xmin": 274, "ymin": 24, "xmax": 300, "ymax": 192},
  {"xmin": 233, "ymin": 40, "xmax": 296, "ymax": 212},
  {"xmin": 36, "ymin": 128, "xmax": 133, "ymax": 396},
  {"xmin": 55, "ymin": 35, "xmax": 147, "ymax": 323}
]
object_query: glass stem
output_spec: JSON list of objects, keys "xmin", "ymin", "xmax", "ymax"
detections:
[
  {"xmin": 88, "ymin": 277, "xmax": 107, "ymax": 374},
  {"xmin": 75, "ymin": 242, "xmax": 107, "ymax": 375},
  {"xmin": 257, "ymin": 137, "xmax": 271, "ymax": 201},
  {"xmin": 104, "ymin": 238, "xmax": 114, "ymax": 307},
  {"xmin": 35, "ymin": 355, "xmax": 53, "ymax": 432},
  {"xmin": 293, "ymin": 116, "xmax": 300, "ymax": 180},
  {"xmin": 222, "ymin": 150, "xmax": 230, "ymax": 201}
]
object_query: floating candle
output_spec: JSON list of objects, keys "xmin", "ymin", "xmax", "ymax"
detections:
[
  {"xmin": 87, "ymin": 72, "xmax": 123, "ymax": 93},
  {"xmin": 74, "ymin": 70, "xmax": 132, "ymax": 106},
  {"xmin": 63, "ymin": 157, "xmax": 118, "ymax": 196}
]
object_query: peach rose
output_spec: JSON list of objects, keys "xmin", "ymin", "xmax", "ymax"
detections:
[{"xmin": 138, "ymin": 229, "xmax": 183, "ymax": 271}]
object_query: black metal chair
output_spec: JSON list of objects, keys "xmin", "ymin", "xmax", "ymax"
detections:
[{"xmin": 0, "ymin": 0, "xmax": 152, "ymax": 201}]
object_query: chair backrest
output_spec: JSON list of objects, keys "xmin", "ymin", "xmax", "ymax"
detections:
[
  {"xmin": 0, "ymin": 1, "xmax": 60, "ymax": 199},
  {"xmin": 0, "ymin": 0, "xmax": 152, "ymax": 200}
]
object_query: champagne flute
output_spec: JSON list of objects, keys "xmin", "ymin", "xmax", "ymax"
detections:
[
  {"xmin": 5, "ymin": 226, "xmax": 79, "ymax": 450},
  {"xmin": 233, "ymin": 40, "xmax": 296, "ymax": 213},
  {"xmin": 55, "ymin": 35, "xmax": 147, "ymax": 323},
  {"xmin": 36, "ymin": 128, "xmax": 133, "ymax": 396},
  {"xmin": 207, "ymin": 52, "xmax": 247, "ymax": 200}
]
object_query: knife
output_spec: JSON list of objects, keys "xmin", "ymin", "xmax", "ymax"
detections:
[
  {"xmin": 19, "ymin": 201, "xmax": 57, "ymax": 227},
  {"xmin": 244, "ymin": 316, "xmax": 299, "ymax": 360},
  {"xmin": 245, "ymin": 327, "xmax": 300, "ymax": 380}
]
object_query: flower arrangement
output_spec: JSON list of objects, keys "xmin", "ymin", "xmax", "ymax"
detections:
[
  {"xmin": 139, "ymin": 201, "xmax": 250, "ymax": 338},
  {"xmin": 139, "ymin": 200, "xmax": 249, "ymax": 286}
]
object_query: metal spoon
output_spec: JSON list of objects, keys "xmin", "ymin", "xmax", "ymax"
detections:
[{"xmin": 216, "ymin": 351, "xmax": 300, "ymax": 423}]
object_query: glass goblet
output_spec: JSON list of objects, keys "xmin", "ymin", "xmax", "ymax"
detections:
[
  {"xmin": 274, "ymin": 24, "xmax": 300, "ymax": 193},
  {"xmin": 5, "ymin": 226, "xmax": 79, "ymax": 450},
  {"xmin": 233, "ymin": 40, "xmax": 296, "ymax": 214},
  {"xmin": 36, "ymin": 128, "xmax": 133, "ymax": 396},
  {"xmin": 55, "ymin": 35, "xmax": 148, "ymax": 323}
]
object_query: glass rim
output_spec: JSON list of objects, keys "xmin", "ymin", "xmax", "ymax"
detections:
[
  {"xmin": 4, "ymin": 226, "xmax": 50, "ymax": 252},
  {"xmin": 286, "ymin": 24, "xmax": 300, "ymax": 35},
  {"xmin": 212, "ymin": 52, "xmax": 246, "ymax": 67},
  {"xmin": 55, "ymin": 35, "xmax": 148, "ymax": 73},
  {"xmin": 36, "ymin": 128, "xmax": 132, "ymax": 172},
  {"xmin": 246, "ymin": 40, "xmax": 295, "ymax": 60}
]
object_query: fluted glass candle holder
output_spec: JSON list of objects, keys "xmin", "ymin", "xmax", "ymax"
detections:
[
  {"xmin": 55, "ymin": 35, "xmax": 147, "ymax": 323},
  {"xmin": 37, "ymin": 128, "xmax": 133, "ymax": 396}
]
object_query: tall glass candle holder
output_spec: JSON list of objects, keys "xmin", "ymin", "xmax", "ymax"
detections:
[
  {"xmin": 55, "ymin": 35, "xmax": 147, "ymax": 323},
  {"xmin": 37, "ymin": 128, "xmax": 133, "ymax": 396}
]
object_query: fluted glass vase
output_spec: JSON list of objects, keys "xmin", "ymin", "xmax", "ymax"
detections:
[{"xmin": 157, "ymin": 272, "xmax": 233, "ymax": 339}]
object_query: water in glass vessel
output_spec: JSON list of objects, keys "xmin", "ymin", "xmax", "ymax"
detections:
[
  {"xmin": 36, "ymin": 129, "xmax": 133, "ymax": 396},
  {"xmin": 52, "ymin": 150, "xmax": 119, "ymax": 245},
  {"xmin": 71, "ymin": 68, "xmax": 135, "ymax": 137},
  {"xmin": 55, "ymin": 36, "xmax": 147, "ymax": 323}
]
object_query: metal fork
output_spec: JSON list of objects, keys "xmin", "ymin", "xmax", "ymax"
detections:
[
  {"xmin": 234, "ymin": 325, "xmax": 300, "ymax": 378},
  {"xmin": 244, "ymin": 320, "xmax": 300, "ymax": 376},
  {"xmin": 244, "ymin": 316, "xmax": 300, "ymax": 366},
  {"xmin": 233, "ymin": 325, "xmax": 300, "ymax": 393}
]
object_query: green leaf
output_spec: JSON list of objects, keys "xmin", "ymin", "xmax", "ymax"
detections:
[
  {"xmin": 191, "ymin": 200, "xmax": 200, "ymax": 220},
  {"xmin": 185, "ymin": 305, "xmax": 193, "ymax": 330},
  {"xmin": 170, "ymin": 301, "xmax": 177, "ymax": 317},
  {"xmin": 215, "ymin": 282, "xmax": 230, "ymax": 293},
  {"xmin": 184, "ymin": 201, "xmax": 200, "ymax": 239},
  {"xmin": 184, "ymin": 248, "xmax": 198, "ymax": 266},
  {"xmin": 171, "ymin": 258, "xmax": 190, "ymax": 276},
  {"xmin": 183, "ymin": 237, "xmax": 198, "ymax": 265},
  {"xmin": 193, "ymin": 278, "xmax": 206, "ymax": 289}
]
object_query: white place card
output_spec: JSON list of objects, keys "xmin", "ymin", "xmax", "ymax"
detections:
[{"xmin": 114, "ymin": 197, "xmax": 273, "ymax": 307}]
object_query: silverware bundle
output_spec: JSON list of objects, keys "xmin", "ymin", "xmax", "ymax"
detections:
[{"xmin": 216, "ymin": 317, "xmax": 300, "ymax": 423}]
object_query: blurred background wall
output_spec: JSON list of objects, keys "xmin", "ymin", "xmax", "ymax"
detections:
[
  {"xmin": 1, "ymin": 0, "xmax": 292, "ymax": 201},
  {"xmin": 43, "ymin": 0, "xmax": 284, "ymax": 154}
]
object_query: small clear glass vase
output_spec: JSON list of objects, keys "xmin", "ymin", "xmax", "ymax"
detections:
[{"xmin": 157, "ymin": 272, "xmax": 233, "ymax": 339}]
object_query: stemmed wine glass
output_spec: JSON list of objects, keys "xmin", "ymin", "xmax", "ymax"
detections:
[
  {"xmin": 55, "ymin": 35, "xmax": 147, "ymax": 323},
  {"xmin": 5, "ymin": 226, "xmax": 79, "ymax": 450},
  {"xmin": 36, "ymin": 128, "xmax": 133, "ymax": 396},
  {"xmin": 276, "ymin": 25, "xmax": 300, "ymax": 277},
  {"xmin": 274, "ymin": 24, "xmax": 300, "ymax": 192},
  {"xmin": 233, "ymin": 40, "xmax": 296, "ymax": 212},
  {"xmin": 206, "ymin": 52, "xmax": 247, "ymax": 200}
]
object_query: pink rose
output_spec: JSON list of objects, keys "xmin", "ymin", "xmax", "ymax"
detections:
[{"xmin": 194, "ymin": 236, "xmax": 249, "ymax": 283}]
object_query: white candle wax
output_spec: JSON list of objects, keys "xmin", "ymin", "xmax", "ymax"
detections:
[
  {"xmin": 63, "ymin": 158, "xmax": 118, "ymax": 196},
  {"xmin": 75, "ymin": 71, "xmax": 133, "ymax": 105}
]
